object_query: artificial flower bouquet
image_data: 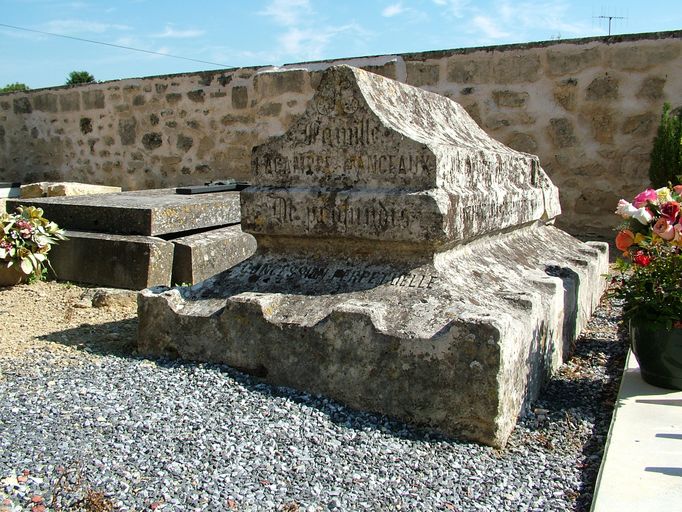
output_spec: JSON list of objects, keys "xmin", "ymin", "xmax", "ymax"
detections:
[
  {"xmin": 613, "ymin": 185, "xmax": 682, "ymax": 328},
  {"xmin": 0, "ymin": 206, "xmax": 66, "ymax": 279}
]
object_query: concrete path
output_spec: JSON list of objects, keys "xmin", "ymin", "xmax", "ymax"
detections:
[{"xmin": 592, "ymin": 350, "xmax": 682, "ymax": 511}]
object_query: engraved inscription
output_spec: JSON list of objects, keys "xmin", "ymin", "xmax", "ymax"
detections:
[
  {"xmin": 306, "ymin": 200, "xmax": 411, "ymax": 232},
  {"xmin": 253, "ymin": 152, "xmax": 435, "ymax": 177},
  {"xmin": 237, "ymin": 261, "xmax": 439, "ymax": 289}
]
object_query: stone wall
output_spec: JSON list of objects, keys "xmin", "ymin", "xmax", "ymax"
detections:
[{"xmin": 1, "ymin": 30, "xmax": 681, "ymax": 233}]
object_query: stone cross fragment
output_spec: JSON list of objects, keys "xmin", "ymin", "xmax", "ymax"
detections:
[{"xmin": 138, "ymin": 65, "xmax": 608, "ymax": 447}]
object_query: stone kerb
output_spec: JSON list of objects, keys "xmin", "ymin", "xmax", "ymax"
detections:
[
  {"xmin": 242, "ymin": 65, "xmax": 560, "ymax": 252},
  {"xmin": 138, "ymin": 65, "xmax": 608, "ymax": 447}
]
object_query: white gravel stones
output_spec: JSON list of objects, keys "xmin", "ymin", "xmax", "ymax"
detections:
[{"xmin": 0, "ymin": 297, "xmax": 625, "ymax": 511}]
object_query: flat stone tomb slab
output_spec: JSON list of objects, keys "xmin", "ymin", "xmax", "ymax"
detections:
[
  {"xmin": 7, "ymin": 188, "xmax": 241, "ymax": 236},
  {"xmin": 138, "ymin": 65, "xmax": 608, "ymax": 447},
  {"xmin": 50, "ymin": 230, "xmax": 174, "ymax": 290},
  {"xmin": 171, "ymin": 225, "xmax": 257, "ymax": 286}
]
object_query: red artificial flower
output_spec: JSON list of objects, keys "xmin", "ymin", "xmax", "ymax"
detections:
[
  {"xmin": 661, "ymin": 201, "xmax": 680, "ymax": 222},
  {"xmin": 632, "ymin": 250, "xmax": 652, "ymax": 266},
  {"xmin": 615, "ymin": 229, "xmax": 635, "ymax": 252}
]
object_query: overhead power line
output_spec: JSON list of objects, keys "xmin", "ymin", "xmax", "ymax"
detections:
[{"xmin": 0, "ymin": 22, "xmax": 232, "ymax": 68}]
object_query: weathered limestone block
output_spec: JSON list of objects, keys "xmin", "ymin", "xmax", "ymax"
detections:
[
  {"xmin": 546, "ymin": 47, "xmax": 601, "ymax": 76},
  {"xmin": 548, "ymin": 118, "xmax": 578, "ymax": 148},
  {"xmin": 254, "ymin": 69, "xmax": 306, "ymax": 99},
  {"xmin": 406, "ymin": 62, "xmax": 440, "ymax": 87},
  {"xmin": 609, "ymin": 43, "xmax": 680, "ymax": 71},
  {"xmin": 493, "ymin": 53, "xmax": 541, "ymax": 83},
  {"xmin": 7, "ymin": 189, "xmax": 241, "ymax": 236},
  {"xmin": 492, "ymin": 90, "xmax": 529, "ymax": 108},
  {"xmin": 171, "ymin": 225, "xmax": 257, "ymax": 285},
  {"xmin": 50, "ymin": 230, "xmax": 174, "ymax": 290},
  {"xmin": 636, "ymin": 76, "xmax": 666, "ymax": 100},
  {"xmin": 446, "ymin": 58, "xmax": 492, "ymax": 84},
  {"xmin": 19, "ymin": 182, "xmax": 121, "ymax": 198},
  {"xmin": 586, "ymin": 75, "xmax": 619, "ymax": 101},
  {"xmin": 138, "ymin": 65, "xmax": 607, "ymax": 447}
]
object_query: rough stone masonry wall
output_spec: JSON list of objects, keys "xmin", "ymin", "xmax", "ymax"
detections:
[{"xmin": 1, "ymin": 30, "xmax": 680, "ymax": 233}]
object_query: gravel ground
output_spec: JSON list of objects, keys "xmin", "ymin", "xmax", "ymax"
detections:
[{"xmin": 0, "ymin": 280, "xmax": 627, "ymax": 512}]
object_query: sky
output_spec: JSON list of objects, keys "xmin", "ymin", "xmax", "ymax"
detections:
[{"xmin": 2, "ymin": 0, "xmax": 681, "ymax": 90}]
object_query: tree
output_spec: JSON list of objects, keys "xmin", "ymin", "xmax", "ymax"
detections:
[
  {"xmin": 65, "ymin": 71, "xmax": 96, "ymax": 86},
  {"xmin": 649, "ymin": 103, "xmax": 682, "ymax": 187},
  {"xmin": 0, "ymin": 82, "xmax": 30, "ymax": 93}
]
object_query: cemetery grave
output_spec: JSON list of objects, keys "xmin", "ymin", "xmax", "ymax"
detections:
[
  {"xmin": 7, "ymin": 187, "xmax": 256, "ymax": 289},
  {"xmin": 138, "ymin": 65, "xmax": 608, "ymax": 447}
]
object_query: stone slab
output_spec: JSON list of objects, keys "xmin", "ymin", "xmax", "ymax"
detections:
[
  {"xmin": 19, "ymin": 181, "xmax": 119, "ymax": 198},
  {"xmin": 49, "ymin": 230, "xmax": 174, "ymax": 290},
  {"xmin": 171, "ymin": 225, "xmax": 257, "ymax": 285},
  {"xmin": 7, "ymin": 188, "xmax": 241, "ymax": 236},
  {"xmin": 139, "ymin": 225, "xmax": 609, "ymax": 447}
]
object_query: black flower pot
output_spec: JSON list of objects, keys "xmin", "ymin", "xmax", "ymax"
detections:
[{"xmin": 630, "ymin": 319, "xmax": 682, "ymax": 390}]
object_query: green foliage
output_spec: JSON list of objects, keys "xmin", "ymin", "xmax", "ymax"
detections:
[
  {"xmin": 65, "ymin": 70, "xmax": 96, "ymax": 86},
  {"xmin": 612, "ymin": 248, "xmax": 682, "ymax": 328},
  {"xmin": 0, "ymin": 82, "xmax": 30, "ymax": 93},
  {"xmin": 649, "ymin": 102, "xmax": 682, "ymax": 188}
]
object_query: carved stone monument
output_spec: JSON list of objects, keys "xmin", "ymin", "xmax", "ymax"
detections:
[{"xmin": 138, "ymin": 65, "xmax": 608, "ymax": 447}]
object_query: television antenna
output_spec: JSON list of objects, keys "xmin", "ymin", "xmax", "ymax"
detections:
[{"xmin": 594, "ymin": 13, "xmax": 626, "ymax": 35}]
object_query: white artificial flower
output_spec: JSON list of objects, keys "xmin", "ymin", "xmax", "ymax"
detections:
[
  {"xmin": 615, "ymin": 199, "xmax": 638, "ymax": 218},
  {"xmin": 632, "ymin": 207, "xmax": 653, "ymax": 225}
]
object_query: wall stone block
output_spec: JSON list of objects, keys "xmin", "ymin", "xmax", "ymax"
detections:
[
  {"xmin": 33, "ymin": 94, "xmax": 58, "ymax": 113},
  {"xmin": 231, "ymin": 86, "xmax": 248, "ymax": 109},
  {"xmin": 546, "ymin": 47, "xmax": 601, "ymax": 76},
  {"xmin": 548, "ymin": 118, "xmax": 578, "ymax": 148},
  {"xmin": 610, "ymin": 43, "xmax": 680, "ymax": 71},
  {"xmin": 166, "ymin": 93, "xmax": 182, "ymax": 105},
  {"xmin": 494, "ymin": 53, "xmax": 541, "ymax": 83},
  {"xmin": 636, "ymin": 76, "xmax": 666, "ymax": 100},
  {"xmin": 59, "ymin": 92, "xmax": 80, "ymax": 112},
  {"xmin": 187, "ymin": 90, "xmax": 205, "ymax": 103},
  {"xmin": 13, "ymin": 97, "xmax": 32, "ymax": 114},
  {"xmin": 485, "ymin": 112, "xmax": 535, "ymax": 130},
  {"xmin": 505, "ymin": 131, "xmax": 538, "ymax": 154},
  {"xmin": 446, "ymin": 58, "xmax": 492, "ymax": 83},
  {"xmin": 406, "ymin": 61, "xmax": 440, "ymax": 86},
  {"xmin": 258, "ymin": 102, "xmax": 283, "ymax": 116},
  {"xmin": 553, "ymin": 80, "xmax": 577, "ymax": 111},
  {"xmin": 586, "ymin": 108, "xmax": 615, "ymax": 144},
  {"xmin": 360, "ymin": 62, "xmax": 397, "ymax": 80},
  {"xmin": 254, "ymin": 70, "xmax": 306, "ymax": 98},
  {"xmin": 492, "ymin": 90, "xmax": 529, "ymax": 108},
  {"xmin": 118, "ymin": 118, "xmax": 137, "ymax": 146},
  {"xmin": 133, "ymin": 95, "xmax": 146, "ymax": 106},
  {"xmin": 622, "ymin": 113, "xmax": 656, "ymax": 136},
  {"xmin": 176, "ymin": 134, "xmax": 194, "ymax": 152},
  {"xmin": 586, "ymin": 75, "xmax": 619, "ymax": 101},
  {"xmin": 82, "ymin": 90, "xmax": 105, "ymax": 110}
]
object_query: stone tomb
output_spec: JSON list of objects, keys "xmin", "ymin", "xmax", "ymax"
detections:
[
  {"xmin": 137, "ymin": 65, "xmax": 608, "ymax": 447},
  {"xmin": 8, "ymin": 189, "xmax": 255, "ymax": 289}
]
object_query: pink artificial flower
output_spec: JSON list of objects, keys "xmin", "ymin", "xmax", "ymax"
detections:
[
  {"xmin": 675, "ymin": 223, "xmax": 682, "ymax": 242},
  {"xmin": 653, "ymin": 218, "xmax": 675, "ymax": 241},
  {"xmin": 674, "ymin": 185, "xmax": 682, "ymax": 197},
  {"xmin": 633, "ymin": 188, "xmax": 658, "ymax": 207}
]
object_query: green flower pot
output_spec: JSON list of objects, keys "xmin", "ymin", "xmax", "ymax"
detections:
[{"xmin": 630, "ymin": 319, "xmax": 682, "ymax": 390}]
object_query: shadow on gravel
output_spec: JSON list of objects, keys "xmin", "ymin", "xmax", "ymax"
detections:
[
  {"xmin": 560, "ymin": 320, "xmax": 628, "ymax": 512},
  {"xmin": 38, "ymin": 318, "xmax": 139, "ymax": 357}
]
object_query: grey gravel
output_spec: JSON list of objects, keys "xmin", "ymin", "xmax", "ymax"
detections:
[{"xmin": 0, "ymin": 295, "xmax": 627, "ymax": 511}]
